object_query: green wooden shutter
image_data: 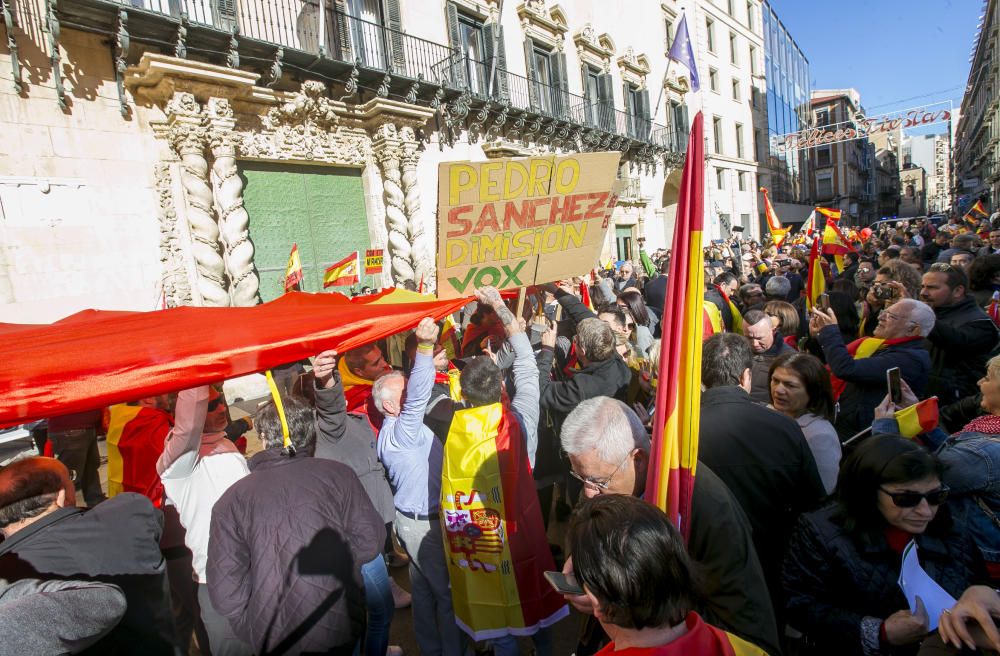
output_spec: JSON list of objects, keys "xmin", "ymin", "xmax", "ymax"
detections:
[
  {"xmin": 382, "ymin": 0, "xmax": 406, "ymax": 74},
  {"xmin": 214, "ymin": 0, "xmax": 238, "ymax": 32},
  {"xmin": 551, "ymin": 50, "xmax": 569, "ymax": 119},
  {"xmin": 597, "ymin": 73, "xmax": 614, "ymax": 131},
  {"xmin": 638, "ymin": 88, "xmax": 651, "ymax": 138},
  {"xmin": 444, "ymin": 2, "xmax": 466, "ymax": 87},
  {"xmin": 523, "ymin": 39, "xmax": 539, "ymax": 108},
  {"xmin": 333, "ymin": 0, "xmax": 352, "ymax": 61},
  {"xmin": 483, "ymin": 22, "xmax": 509, "ymax": 99},
  {"xmin": 581, "ymin": 64, "xmax": 593, "ymax": 125}
]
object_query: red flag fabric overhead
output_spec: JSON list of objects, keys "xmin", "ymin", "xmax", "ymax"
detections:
[
  {"xmin": 0, "ymin": 289, "xmax": 470, "ymax": 428},
  {"xmin": 646, "ymin": 111, "xmax": 705, "ymax": 539}
]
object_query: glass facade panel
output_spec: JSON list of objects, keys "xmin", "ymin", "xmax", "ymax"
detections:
[{"xmin": 762, "ymin": 1, "xmax": 811, "ymax": 204}]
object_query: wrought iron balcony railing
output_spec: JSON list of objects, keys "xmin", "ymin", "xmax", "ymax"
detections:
[{"xmin": 55, "ymin": 0, "xmax": 686, "ymax": 162}]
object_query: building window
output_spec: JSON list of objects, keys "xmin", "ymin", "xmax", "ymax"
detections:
[
  {"xmin": 816, "ymin": 145, "xmax": 832, "ymax": 167},
  {"xmin": 713, "ymin": 116, "xmax": 723, "ymax": 154},
  {"xmin": 749, "ymin": 44, "xmax": 758, "ymax": 75},
  {"xmin": 716, "ymin": 167, "xmax": 726, "ymax": 189},
  {"xmin": 624, "ymin": 83, "xmax": 648, "ymax": 138},
  {"xmin": 816, "ymin": 108, "xmax": 830, "ymax": 126},
  {"xmin": 729, "ymin": 32, "xmax": 738, "ymax": 65},
  {"xmin": 746, "ymin": 1, "xmax": 754, "ymax": 30},
  {"xmin": 817, "ymin": 173, "xmax": 834, "ymax": 199},
  {"xmin": 706, "ymin": 18, "xmax": 715, "ymax": 52},
  {"xmin": 456, "ymin": 13, "xmax": 486, "ymax": 93},
  {"xmin": 735, "ymin": 122, "xmax": 745, "ymax": 158},
  {"xmin": 738, "ymin": 171, "xmax": 747, "ymax": 191},
  {"xmin": 751, "ymin": 86, "xmax": 759, "ymax": 108},
  {"xmin": 731, "ymin": 78, "xmax": 741, "ymax": 102},
  {"xmin": 741, "ymin": 212, "xmax": 751, "ymax": 230},
  {"xmin": 664, "ymin": 16, "xmax": 674, "ymax": 50},
  {"xmin": 727, "ymin": 0, "xmax": 735, "ymax": 15},
  {"xmin": 709, "ymin": 67, "xmax": 719, "ymax": 92}
]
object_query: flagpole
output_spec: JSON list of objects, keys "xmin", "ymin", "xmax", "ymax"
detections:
[{"xmin": 649, "ymin": 58, "xmax": 673, "ymax": 141}]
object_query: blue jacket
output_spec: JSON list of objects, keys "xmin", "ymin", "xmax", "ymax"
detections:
[
  {"xmin": 818, "ymin": 326, "xmax": 930, "ymax": 441},
  {"xmin": 874, "ymin": 417, "xmax": 1000, "ymax": 574}
]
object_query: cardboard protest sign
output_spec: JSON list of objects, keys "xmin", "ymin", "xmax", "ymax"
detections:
[{"xmin": 436, "ymin": 152, "xmax": 622, "ymax": 299}]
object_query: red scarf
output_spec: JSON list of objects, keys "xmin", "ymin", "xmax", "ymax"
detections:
[
  {"xmin": 829, "ymin": 335, "xmax": 922, "ymax": 400},
  {"xmin": 960, "ymin": 413, "xmax": 1000, "ymax": 435}
]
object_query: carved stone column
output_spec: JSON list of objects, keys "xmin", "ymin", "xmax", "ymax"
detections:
[
  {"xmin": 167, "ymin": 92, "xmax": 230, "ymax": 307},
  {"xmin": 153, "ymin": 162, "xmax": 194, "ymax": 307},
  {"xmin": 207, "ymin": 97, "xmax": 260, "ymax": 306},
  {"xmin": 373, "ymin": 124, "xmax": 416, "ymax": 288},
  {"xmin": 398, "ymin": 128, "xmax": 432, "ymax": 290}
]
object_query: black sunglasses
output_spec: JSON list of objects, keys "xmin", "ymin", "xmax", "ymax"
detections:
[
  {"xmin": 879, "ymin": 486, "xmax": 949, "ymax": 508},
  {"xmin": 207, "ymin": 396, "xmax": 227, "ymax": 412}
]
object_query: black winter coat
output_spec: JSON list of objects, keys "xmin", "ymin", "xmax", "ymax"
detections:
[
  {"xmin": 816, "ymin": 326, "xmax": 931, "ymax": 441},
  {"xmin": 699, "ymin": 386, "xmax": 826, "ymax": 619},
  {"xmin": 207, "ymin": 449, "xmax": 385, "ymax": 654},
  {"xmin": 0, "ymin": 494, "xmax": 176, "ymax": 654},
  {"xmin": 783, "ymin": 503, "xmax": 983, "ymax": 656},
  {"xmin": 926, "ymin": 296, "xmax": 1000, "ymax": 405}
]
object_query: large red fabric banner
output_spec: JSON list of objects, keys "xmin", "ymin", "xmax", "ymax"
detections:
[{"xmin": 0, "ymin": 289, "xmax": 469, "ymax": 428}]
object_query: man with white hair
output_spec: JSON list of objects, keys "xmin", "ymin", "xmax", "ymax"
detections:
[
  {"xmin": 810, "ymin": 297, "xmax": 934, "ymax": 440},
  {"xmin": 557, "ymin": 397, "xmax": 780, "ymax": 656}
]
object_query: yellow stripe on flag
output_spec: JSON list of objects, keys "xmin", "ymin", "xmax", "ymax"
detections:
[
  {"xmin": 894, "ymin": 397, "xmax": 938, "ymax": 439},
  {"xmin": 105, "ymin": 404, "xmax": 143, "ymax": 498}
]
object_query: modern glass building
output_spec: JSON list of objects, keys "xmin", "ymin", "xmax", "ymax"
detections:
[{"xmin": 762, "ymin": 2, "xmax": 811, "ymax": 204}]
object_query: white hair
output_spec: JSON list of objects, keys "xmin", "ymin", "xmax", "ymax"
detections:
[
  {"xmin": 370, "ymin": 370, "xmax": 404, "ymax": 413},
  {"xmin": 896, "ymin": 299, "xmax": 935, "ymax": 337},
  {"xmin": 560, "ymin": 397, "xmax": 649, "ymax": 463}
]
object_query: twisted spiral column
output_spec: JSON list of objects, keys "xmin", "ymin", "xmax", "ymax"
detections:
[
  {"xmin": 170, "ymin": 122, "xmax": 230, "ymax": 306},
  {"xmin": 376, "ymin": 145, "xmax": 417, "ymax": 287},
  {"xmin": 400, "ymin": 142, "xmax": 432, "ymax": 291},
  {"xmin": 210, "ymin": 130, "xmax": 260, "ymax": 306}
]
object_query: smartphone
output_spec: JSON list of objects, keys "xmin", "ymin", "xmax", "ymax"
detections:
[
  {"xmin": 543, "ymin": 571, "xmax": 584, "ymax": 596},
  {"xmin": 818, "ymin": 293, "xmax": 830, "ymax": 311},
  {"xmin": 887, "ymin": 367, "xmax": 902, "ymax": 404}
]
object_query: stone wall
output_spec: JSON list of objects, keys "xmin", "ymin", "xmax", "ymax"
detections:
[{"xmin": 0, "ymin": 21, "xmax": 164, "ymax": 322}]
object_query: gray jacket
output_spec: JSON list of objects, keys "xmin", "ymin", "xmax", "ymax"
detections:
[
  {"xmin": 0, "ymin": 578, "xmax": 126, "ymax": 655},
  {"xmin": 314, "ymin": 372, "xmax": 396, "ymax": 524}
]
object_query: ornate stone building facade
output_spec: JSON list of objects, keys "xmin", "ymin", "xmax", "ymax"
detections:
[{"xmin": 1, "ymin": 0, "xmax": 692, "ymax": 321}]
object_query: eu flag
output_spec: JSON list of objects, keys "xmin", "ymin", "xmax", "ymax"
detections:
[{"xmin": 668, "ymin": 14, "xmax": 700, "ymax": 92}]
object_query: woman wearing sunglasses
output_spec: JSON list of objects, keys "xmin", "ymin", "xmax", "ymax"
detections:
[{"xmin": 782, "ymin": 435, "xmax": 985, "ymax": 656}]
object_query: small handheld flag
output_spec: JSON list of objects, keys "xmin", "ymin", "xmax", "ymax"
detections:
[
  {"xmin": 760, "ymin": 188, "xmax": 787, "ymax": 248},
  {"xmin": 667, "ymin": 13, "xmax": 700, "ymax": 92},
  {"xmin": 284, "ymin": 243, "xmax": 304, "ymax": 292},
  {"xmin": 816, "ymin": 207, "xmax": 842, "ymax": 222},
  {"xmin": 323, "ymin": 251, "xmax": 360, "ymax": 288},
  {"xmin": 806, "ymin": 236, "xmax": 825, "ymax": 310},
  {"xmin": 894, "ymin": 397, "xmax": 939, "ymax": 439},
  {"xmin": 822, "ymin": 217, "xmax": 856, "ymax": 273}
]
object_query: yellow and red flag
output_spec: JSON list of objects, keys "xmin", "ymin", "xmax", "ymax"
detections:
[
  {"xmin": 822, "ymin": 217, "xmax": 857, "ymax": 274},
  {"xmin": 284, "ymin": 243, "xmax": 304, "ymax": 292},
  {"xmin": 441, "ymin": 403, "xmax": 568, "ymax": 640},
  {"xmin": 647, "ymin": 112, "xmax": 705, "ymax": 538},
  {"xmin": 970, "ymin": 199, "xmax": 989, "ymax": 218},
  {"xmin": 806, "ymin": 236, "xmax": 825, "ymax": 310},
  {"xmin": 760, "ymin": 188, "xmax": 788, "ymax": 248},
  {"xmin": 106, "ymin": 404, "xmax": 173, "ymax": 507},
  {"xmin": 894, "ymin": 397, "xmax": 939, "ymax": 439},
  {"xmin": 816, "ymin": 206, "xmax": 842, "ymax": 222},
  {"xmin": 323, "ymin": 251, "xmax": 360, "ymax": 288}
]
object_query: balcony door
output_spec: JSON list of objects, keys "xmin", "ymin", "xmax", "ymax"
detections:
[
  {"xmin": 457, "ymin": 14, "xmax": 487, "ymax": 95},
  {"xmin": 346, "ymin": 0, "xmax": 386, "ymax": 69}
]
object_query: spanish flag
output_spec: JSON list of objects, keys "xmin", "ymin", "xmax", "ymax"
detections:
[
  {"xmin": 822, "ymin": 217, "xmax": 856, "ymax": 273},
  {"xmin": 323, "ymin": 251, "xmax": 360, "ymax": 288},
  {"xmin": 441, "ymin": 403, "xmax": 569, "ymax": 640},
  {"xmin": 970, "ymin": 199, "xmax": 989, "ymax": 218},
  {"xmin": 647, "ymin": 112, "xmax": 705, "ymax": 538},
  {"xmin": 284, "ymin": 243, "xmax": 304, "ymax": 292},
  {"xmin": 106, "ymin": 404, "xmax": 173, "ymax": 507},
  {"xmin": 816, "ymin": 206, "xmax": 842, "ymax": 222},
  {"xmin": 760, "ymin": 187, "xmax": 788, "ymax": 248},
  {"xmin": 806, "ymin": 236, "xmax": 825, "ymax": 310},
  {"xmin": 894, "ymin": 397, "xmax": 939, "ymax": 439}
]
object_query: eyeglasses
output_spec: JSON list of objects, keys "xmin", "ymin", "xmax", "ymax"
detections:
[
  {"xmin": 879, "ymin": 486, "xmax": 949, "ymax": 508},
  {"xmin": 207, "ymin": 396, "xmax": 227, "ymax": 412},
  {"xmin": 569, "ymin": 450, "xmax": 634, "ymax": 494}
]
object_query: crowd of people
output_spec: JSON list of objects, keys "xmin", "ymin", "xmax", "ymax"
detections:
[{"xmin": 1, "ymin": 215, "xmax": 1000, "ymax": 656}]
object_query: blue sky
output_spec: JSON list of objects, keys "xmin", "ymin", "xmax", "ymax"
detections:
[{"xmin": 768, "ymin": 0, "xmax": 983, "ymax": 130}]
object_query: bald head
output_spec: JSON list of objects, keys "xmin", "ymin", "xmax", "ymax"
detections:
[{"xmin": 0, "ymin": 457, "xmax": 74, "ymax": 536}]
